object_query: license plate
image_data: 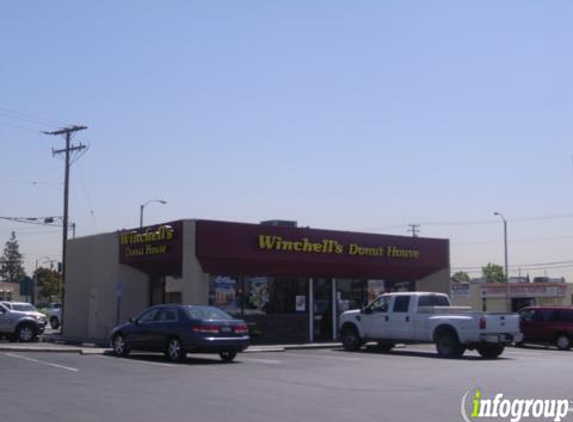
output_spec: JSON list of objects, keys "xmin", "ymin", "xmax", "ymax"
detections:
[{"xmin": 220, "ymin": 327, "xmax": 232, "ymax": 333}]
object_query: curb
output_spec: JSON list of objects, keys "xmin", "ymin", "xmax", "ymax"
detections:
[
  {"xmin": 0, "ymin": 346, "xmax": 84, "ymax": 353},
  {"xmin": 1, "ymin": 341, "xmax": 341, "ymax": 355}
]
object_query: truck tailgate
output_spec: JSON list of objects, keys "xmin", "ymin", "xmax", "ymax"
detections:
[{"xmin": 482, "ymin": 313, "xmax": 520, "ymax": 333}]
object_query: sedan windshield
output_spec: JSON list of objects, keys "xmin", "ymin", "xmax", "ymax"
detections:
[{"xmin": 185, "ymin": 306, "xmax": 233, "ymax": 321}]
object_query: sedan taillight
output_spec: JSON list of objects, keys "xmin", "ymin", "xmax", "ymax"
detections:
[
  {"xmin": 191, "ymin": 324, "xmax": 220, "ymax": 334},
  {"xmin": 233, "ymin": 324, "xmax": 249, "ymax": 334}
]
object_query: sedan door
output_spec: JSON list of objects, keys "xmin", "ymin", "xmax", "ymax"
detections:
[
  {"xmin": 147, "ymin": 307, "xmax": 179, "ymax": 351},
  {"xmin": 129, "ymin": 308, "xmax": 160, "ymax": 350}
]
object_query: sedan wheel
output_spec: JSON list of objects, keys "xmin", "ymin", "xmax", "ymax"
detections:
[
  {"xmin": 113, "ymin": 334, "xmax": 129, "ymax": 357},
  {"xmin": 219, "ymin": 351, "xmax": 237, "ymax": 362},
  {"xmin": 556, "ymin": 334, "xmax": 571, "ymax": 351},
  {"xmin": 16, "ymin": 324, "xmax": 37, "ymax": 343},
  {"xmin": 165, "ymin": 338, "xmax": 185, "ymax": 362}
]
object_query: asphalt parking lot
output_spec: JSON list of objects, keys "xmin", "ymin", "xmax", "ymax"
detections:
[{"xmin": 1, "ymin": 344, "xmax": 572, "ymax": 422}]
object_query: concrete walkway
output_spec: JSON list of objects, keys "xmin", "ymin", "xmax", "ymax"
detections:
[{"xmin": 0, "ymin": 337, "xmax": 340, "ymax": 355}]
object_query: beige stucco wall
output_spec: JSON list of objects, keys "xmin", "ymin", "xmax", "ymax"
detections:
[
  {"xmin": 181, "ymin": 220, "xmax": 210, "ymax": 305},
  {"xmin": 64, "ymin": 232, "xmax": 149, "ymax": 344},
  {"xmin": 415, "ymin": 268, "xmax": 450, "ymax": 294}
]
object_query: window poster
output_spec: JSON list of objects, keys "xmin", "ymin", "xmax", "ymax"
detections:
[
  {"xmin": 248, "ymin": 277, "xmax": 270, "ymax": 311},
  {"xmin": 295, "ymin": 295, "xmax": 306, "ymax": 312},
  {"xmin": 367, "ymin": 280, "xmax": 385, "ymax": 302},
  {"xmin": 214, "ymin": 276, "xmax": 238, "ymax": 309}
]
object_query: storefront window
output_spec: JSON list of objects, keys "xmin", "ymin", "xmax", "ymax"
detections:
[
  {"xmin": 337, "ymin": 279, "xmax": 368, "ymax": 311},
  {"xmin": 209, "ymin": 275, "xmax": 309, "ymax": 344},
  {"xmin": 244, "ymin": 276, "xmax": 306, "ymax": 315}
]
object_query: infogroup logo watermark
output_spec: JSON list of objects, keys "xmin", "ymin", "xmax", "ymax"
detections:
[{"xmin": 461, "ymin": 389, "xmax": 573, "ymax": 422}]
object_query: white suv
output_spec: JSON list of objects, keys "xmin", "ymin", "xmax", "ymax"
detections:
[{"xmin": 0, "ymin": 302, "xmax": 47, "ymax": 341}]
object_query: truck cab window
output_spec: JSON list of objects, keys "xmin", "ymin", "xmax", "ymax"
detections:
[
  {"xmin": 367, "ymin": 296, "xmax": 390, "ymax": 313},
  {"xmin": 393, "ymin": 296, "xmax": 410, "ymax": 313}
]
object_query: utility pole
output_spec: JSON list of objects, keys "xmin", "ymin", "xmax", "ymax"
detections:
[
  {"xmin": 408, "ymin": 224, "xmax": 420, "ymax": 238},
  {"xmin": 43, "ymin": 125, "xmax": 87, "ymax": 334}
]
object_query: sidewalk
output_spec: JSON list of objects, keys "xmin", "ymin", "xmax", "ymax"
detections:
[{"xmin": 0, "ymin": 334, "xmax": 340, "ymax": 355}]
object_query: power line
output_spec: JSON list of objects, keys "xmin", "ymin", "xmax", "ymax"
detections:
[
  {"xmin": 0, "ymin": 179, "xmax": 62, "ymax": 186},
  {"xmin": 0, "ymin": 107, "xmax": 69, "ymax": 127},
  {"xmin": 0, "ymin": 120, "xmax": 43, "ymax": 133},
  {"xmin": 365, "ymin": 212, "xmax": 573, "ymax": 232},
  {"xmin": 452, "ymin": 260, "xmax": 573, "ymax": 272}
]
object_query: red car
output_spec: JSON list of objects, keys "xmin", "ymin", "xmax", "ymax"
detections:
[{"xmin": 518, "ymin": 306, "xmax": 573, "ymax": 350}]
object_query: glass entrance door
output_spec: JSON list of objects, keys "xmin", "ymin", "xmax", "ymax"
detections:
[{"xmin": 313, "ymin": 278, "xmax": 333, "ymax": 341}]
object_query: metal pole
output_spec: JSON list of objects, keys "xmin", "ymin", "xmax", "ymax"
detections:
[
  {"xmin": 308, "ymin": 278, "xmax": 314, "ymax": 343},
  {"xmin": 503, "ymin": 218, "xmax": 510, "ymax": 311},
  {"xmin": 494, "ymin": 212, "xmax": 510, "ymax": 312},
  {"xmin": 331, "ymin": 278, "xmax": 337, "ymax": 341},
  {"xmin": 139, "ymin": 200, "xmax": 166, "ymax": 228}
]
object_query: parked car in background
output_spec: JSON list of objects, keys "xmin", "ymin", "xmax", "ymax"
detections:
[
  {"xmin": 0, "ymin": 302, "xmax": 47, "ymax": 341},
  {"xmin": 518, "ymin": 306, "xmax": 573, "ymax": 350},
  {"xmin": 110, "ymin": 304, "xmax": 250, "ymax": 362},
  {"xmin": 44, "ymin": 302, "xmax": 62, "ymax": 329}
]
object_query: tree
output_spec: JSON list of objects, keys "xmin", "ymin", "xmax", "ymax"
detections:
[
  {"xmin": 0, "ymin": 231, "xmax": 26, "ymax": 283},
  {"xmin": 451, "ymin": 271, "xmax": 470, "ymax": 283},
  {"xmin": 482, "ymin": 263, "xmax": 506, "ymax": 283},
  {"xmin": 34, "ymin": 267, "xmax": 62, "ymax": 302}
]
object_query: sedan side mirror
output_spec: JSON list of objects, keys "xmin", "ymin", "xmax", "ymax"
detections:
[{"xmin": 129, "ymin": 317, "xmax": 136, "ymax": 324}]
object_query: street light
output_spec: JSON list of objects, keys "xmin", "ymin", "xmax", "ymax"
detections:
[
  {"xmin": 493, "ymin": 211, "xmax": 510, "ymax": 311},
  {"xmin": 139, "ymin": 199, "xmax": 167, "ymax": 228}
]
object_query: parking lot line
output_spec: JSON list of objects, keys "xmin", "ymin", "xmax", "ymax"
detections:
[
  {"xmin": 240, "ymin": 357, "xmax": 283, "ymax": 364},
  {"xmin": 284, "ymin": 352, "xmax": 363, "ymax": 362},
  {"xmin": 97, "ymin": 355, "xmax": 176, "ymax": 367},
  {"xmin": 5, "ymin": 353, "xmax": 79, "ymax": 372}
]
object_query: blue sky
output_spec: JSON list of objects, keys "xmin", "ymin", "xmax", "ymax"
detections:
[{"xmin": 1, "ymin": 1, "xmax": 572, "ymax": 280}]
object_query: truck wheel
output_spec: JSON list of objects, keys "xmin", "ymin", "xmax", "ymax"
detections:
[
  {"xmin": 341, "ymin": 326, "xmax": 362, "ymax": 351},
  {"xmin": 477, "ymin": 344, "xmax": 505, "ymax": 359},
  {"xmin": 435, "ymin": 331, "xmax": 465, "ymax": 358},
  {"xmin": 555, "ymin": 334, "xmax": 571, "ymax": 351}
]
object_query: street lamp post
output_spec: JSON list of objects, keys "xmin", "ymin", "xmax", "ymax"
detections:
[
  {"xmin": 139, "ymin": 199, "xmax": 167, "ymax": 228},
  {"xmin": 493, "ymin": 212, "xmax": 510, "ymax": 311}
]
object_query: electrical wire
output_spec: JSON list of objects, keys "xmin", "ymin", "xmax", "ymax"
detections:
[
  {"xmin": 0, "ymin": 107, "xmax": 69, "ymax": 127},
  {"xmin": 0, "ymin": 179, "xmax": 62, "ymax": 186}
]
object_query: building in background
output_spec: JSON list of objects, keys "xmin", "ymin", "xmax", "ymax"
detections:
[
  {"xmin": 451, "ymin": 281, "xmax": 573, "ymax": 312},
  {"xmin": 0, "ymin": 282, "xmax": 20, "ymax": 302}
]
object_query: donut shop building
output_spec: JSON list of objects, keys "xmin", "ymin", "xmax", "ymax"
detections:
[{"xmin": 63, "ymin": 219, "xmax": 450, "ymax": 344}]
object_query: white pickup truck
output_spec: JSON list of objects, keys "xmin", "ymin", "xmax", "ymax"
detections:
[{"xmin": 339, "ymin": 292, "xmax": 523, "ymax": 359}]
